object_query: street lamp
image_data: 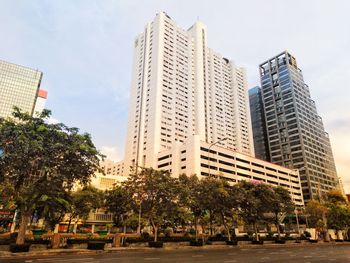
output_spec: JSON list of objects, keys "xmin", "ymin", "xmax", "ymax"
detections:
[{"xmin": 207, "ymin": 137, "xmax": 228, "ymax": 177}]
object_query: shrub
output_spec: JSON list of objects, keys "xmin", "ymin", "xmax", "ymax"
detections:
[
  {"xmin": 190, "ymin": 240, "xmax": 203, "ymax": 246},
  {"xmin": 141, "ymin": 231, "xmax": 150, "ymax": 240},
  {"xmin": 275, "ymin": 239, "xmax": 286, "ymax": 244},
  {"xmin": 267, "ymin": 231, "xmax": 274, "ymax": 238},
  {"xmin": 9, "ymin": 243, "xmax": 31, "ymax": 253},
  {"xmin": 226, "ymin": 240, "xmax": 238, "ymax": 246},
  {"xmin": 304, "ymin": 231, "xmax": 311, "ymax": 238},
  {"xmin": 251, "ymin": 240, "xmax": 264, "ymax": 245},
  {"xmin": 189, "ymin": 228, "xmax": 196, "ymax": 235},
  {"xmin": 87, "ymin": 241, "xmax": 105, "ymax": 250},
  {"xmin": 149, "ymin": 241, "xmax": 163, "ymax": 248}
]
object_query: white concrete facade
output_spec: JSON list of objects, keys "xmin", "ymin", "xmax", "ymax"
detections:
[
  {"xmin": 124, "ymin": 12, "xmax": 254, "ymax": 174},
  {"xmin": 157, "ymin": 135, "xmax": 304, "ymax": 207}
]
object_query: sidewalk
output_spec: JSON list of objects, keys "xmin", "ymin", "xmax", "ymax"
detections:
[{"xmin": 1, "ymin": 241, "xmax": 349, "ymax": 259}]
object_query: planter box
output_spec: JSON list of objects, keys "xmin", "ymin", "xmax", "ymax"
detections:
[
  {"xmin": 251, "ymin": 240, "xmax": 264, "ymax": 245},
  {"xmin": 87, "ymin": 241, "xmax": 105, "ymax": 250},
  {"xmin": 9, "ymin": 243, "xmax": 31, "ymax": 253},
  {"xmin": 226, "ymin": 240, "xmax": 238, "ymax": 246},
  {"xmin": 275, "ymin": 239, "xmax": 286, "ymax": 244},
  {"xmin": 309, "ymin": 239, "xmax": 318, "ymax": 243},
  {"xmin": 335, "ymin": 239, "xmax": 344, "ymax": 242},
  {"xmin": 148, "ymin": 241, "xmax": 163, "ymax": 248},
  {"xmin": 190, "ymin": 240, "xmax": 203, "ymax": 246}
]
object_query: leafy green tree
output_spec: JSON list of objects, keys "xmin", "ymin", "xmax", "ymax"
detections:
[
  {"xmin": 66, "ymin": 186, "xmax": 104, "ymax": 233},
  {"xmin": 124, "ymin": 168, "xmax": 178, "ymax": 242},
  {"xmin": 216, "ymin": 183, "xmax": 242, "ymax": 241},
  {"xmin": 0, "ymin": 109, "xmax": 103, "ymax": 244},
  {"xmin": 305, "ymin": 199, "xmax": 328, "ymax": 229},
  {"xmin": 105, "ymin": 184, "xmax": 135, "ymax": 229},
  {"xmin": 326, "ymin": 190, "xmax": 350, "ymax": 239},
  {"xmin": 178, "ymin": 174, "xmax": 203, "ymax": 241},
  {"xmin": 238, "ymin": 181, "xmax": 275, "ymax": 241},
  {"xmin": 270, "ymin": 186, "xmax": 294, "ymax": 239}
]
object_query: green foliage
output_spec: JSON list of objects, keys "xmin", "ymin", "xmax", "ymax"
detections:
[
  {"xmin": 105, "ymin": 184, "xmax": 135, "ymax": 227},
  {"xmin": 0, "ymin": 108, "xmax": 103, "ymax": 244},
  {"xmin": 69, "ymin": 186, "xmax": 104, "ymax": 220},
  {"xmin": 123, "ymin": 168, "xmax": 178, "ymax": 241}
]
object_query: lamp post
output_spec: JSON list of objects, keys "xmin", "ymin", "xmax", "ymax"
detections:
[{"xmin": 207, "ymin": 137, "xmax": 228, "ymax": 177}]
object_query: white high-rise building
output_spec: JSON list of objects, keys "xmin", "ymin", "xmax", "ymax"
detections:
[{"xmin": 124, "ymin": 12, "xmax": 254, "ymax": 172}]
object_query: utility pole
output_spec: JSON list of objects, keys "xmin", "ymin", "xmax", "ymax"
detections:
[{"xmin": 207, "ymin": 137, "xmax": 228, "ymax": 177}]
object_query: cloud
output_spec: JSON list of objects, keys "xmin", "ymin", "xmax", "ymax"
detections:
[{"xmin": 100, "ymin": 146, "xmax": 121, "ymax": 162}]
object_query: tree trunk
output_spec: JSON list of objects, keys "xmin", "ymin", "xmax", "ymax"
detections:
[
  {"xmin": 194, "ymin": 216, "xmax": 198, "ymax": 242},
  {"xmin": 150, "ymin": 219, "xmax": 158, "ymax": 242},
  {"xmin": 209, "ymin": 211, "xmax": 213, "ymax": 236},
  {"xmin": 253, "ymin": 222, "xmax": 259, "ymax": 241},
  {"xmin": 221, "ymin": 213, "xmax": 231, "ymax": 241},
  {"xmin": 275, "ymin": 214, "xmax": 281, "ymax": 239},
  {"xmin": 16, "ymin": 211, "xmax": 30, "ymax": 245},
  {"xmin": 66, "ymin": 215, "xmax": 73, "ymax": 233}
]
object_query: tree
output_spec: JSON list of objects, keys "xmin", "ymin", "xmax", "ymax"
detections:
[
  {"xmin": 305, "ymin": 199, "xmax": 328, "ymax": 230},
  {"xmin": 213, "ymin": 179, "xmax": 242, "ymax": 242},
  {"xmin": 0, "ymin": 109, "xmax": 103, "ymax": 244},
  {"xmin": 66, "ymin": 186, "xmax": 104, "ymax": 233},
  {"xmin": 124, "ymin": 168, "xmax": 178, "ymax": 242},
  {"xmin": 238, "ymin": 181, "xmax": 275, "ymax": 241},
  {"xmin": 105, "ymin": 184, "xmax": 135, "ymax": 229},
  {"xmin": 270, "ymin": 186, "xmax": 294, "ymax": 239},
  {"xmin": 178, "ymin": 174, "xmax": 204, "ymax": 241},
  {"xmin": 326, "ymin": 190, "xmax": 350, "ymax": 239}
]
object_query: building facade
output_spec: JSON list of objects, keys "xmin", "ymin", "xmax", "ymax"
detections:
[
  {"xmin": 33, "ymin": 89, "xmax": 48, "ymax": 116},
  {"xmin": 0, "ymin": 59, "xmax": 43, "ymax": 118},
  {"xmin": 124, "ymin": 12, "xmax": 254, "ymax": 173},
  {"xmin": 258, "ymin": 51, "xmax": 339, "ymax": 201},
  {"xmin": 156, "ymin": 135, "xmax": 303, "ymax": 207},
  {"xmin": 249, "ymin": 86, "xmax": 269, "ymax": 161}
]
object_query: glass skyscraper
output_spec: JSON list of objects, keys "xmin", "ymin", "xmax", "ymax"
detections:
[
  {"xmin": 0, "ymin": 59, "xmax": 42, "ymax": 118},
  {"xmin": 249, "ymin": 86, "xmax": 269, "ymax": 161},
  {"xmin": 258, "ymin": 51, "xmax": 339, "ymax": 201}
]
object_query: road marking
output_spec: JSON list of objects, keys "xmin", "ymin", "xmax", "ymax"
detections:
[
  {"xmin": 261, "ymin": 257, "xmax": 270, "ymax": 260},
  {"xmin": 304, "ymin": 256, "xmax": 312, "ymax": 258},
  {"xmin": 144, "ymin": 258, "xmax": 160, "ymax": 260},
  {"xmin": 224, "ymin": 260, "xmax": 237, "ymax": 263},
  {"xmin": 25, "ymin": 261, "xmax": 33, "ymax": 263},
  {"xmin": 37, "ymin": 258, "xmax": 94, "ymax": 262}
]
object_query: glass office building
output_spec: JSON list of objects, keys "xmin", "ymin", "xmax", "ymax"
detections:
[
  {"xmin": 0, "ymin": 59, "xmax": 42, "ymax": 118},
  {"xmin": 259, "ymin": 51, "xmax": 339, "ymax": 201},
  {"xmin": 249, "ymin": 86, "xmax": 269, "ymax": 161}
]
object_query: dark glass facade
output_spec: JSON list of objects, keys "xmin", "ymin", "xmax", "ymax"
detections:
[
  {"xmin": 259, "ymin": 51, "xmax": 339, "ymax": 202},
  {"xmin": 249, "ymin": 86, "xmax": 269, "ymax": 161}
]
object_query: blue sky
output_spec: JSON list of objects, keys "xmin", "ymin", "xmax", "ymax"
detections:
[{"xmin": 1, "ymin": 0, "xmax": 349, "ymax": 192}]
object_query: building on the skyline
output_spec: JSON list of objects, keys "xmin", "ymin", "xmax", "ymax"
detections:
[
  {"xmin": 120, "ymin": 13, "xmax": 303, "ymax": 206},
  {"xmin": 124, "ymin": 12, "xmax": 254, "ymax": 172},
  {"xmin": 258, "ymin": 51, "xmax": 340, "ymax": 201},
  {"xmin": 33, "ymin": 89, "xmax": 48, "ymax": 116},
  {"xmin": 0, "ymin": 59, "xmax": 43, "ymax": 118},
  {"xmin": 249, "ymin": 86, "xmax": 269, "ymax": 161}
]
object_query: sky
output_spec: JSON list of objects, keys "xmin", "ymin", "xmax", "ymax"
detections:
[{"xmin": 0, "ymin": 0, "xmax": 349, "ymax": 192}]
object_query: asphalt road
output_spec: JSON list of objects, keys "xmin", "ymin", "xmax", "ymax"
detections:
[{"xmin": 2, "ymin": 245, "xmax": 350, "ymax": 263}]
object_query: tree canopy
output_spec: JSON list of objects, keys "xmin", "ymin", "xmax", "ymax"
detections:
[{"xmin": 0, "ymin": 108, "xmax": 103, "ymax": 244}]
